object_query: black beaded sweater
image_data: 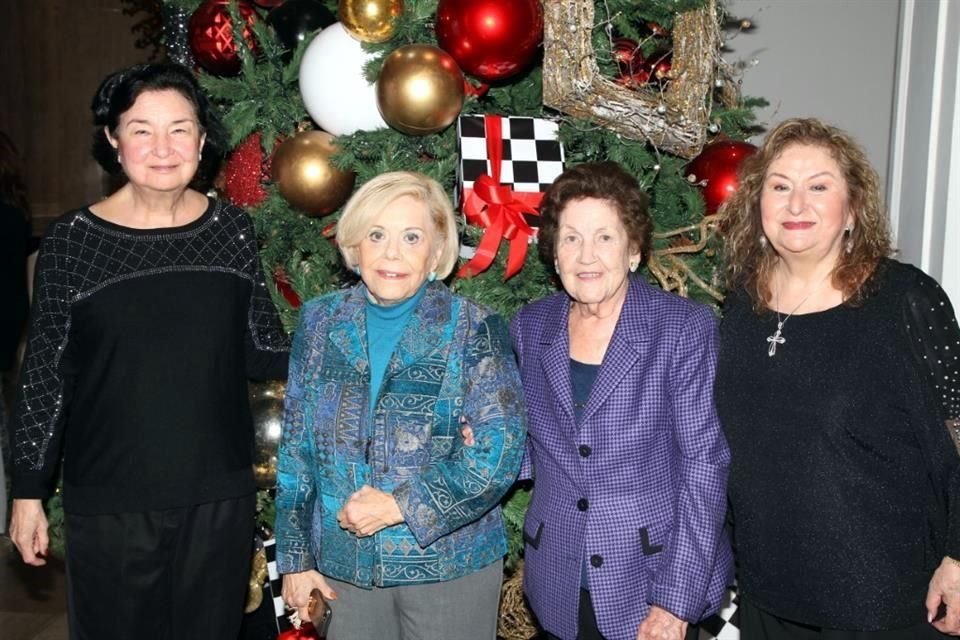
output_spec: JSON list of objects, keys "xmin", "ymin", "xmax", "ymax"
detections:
[
  {"xmin": 715, "ymin": 259, "xmax": 960, "ymax": 630},
  {"xmin": 8, "ymin": 198, "xmax": 290, "ymax": 515}
]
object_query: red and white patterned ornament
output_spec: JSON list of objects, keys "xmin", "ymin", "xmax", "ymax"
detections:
[{"xmin": 188, "ymin": 0, "xmax": 259, "ymax": 76}]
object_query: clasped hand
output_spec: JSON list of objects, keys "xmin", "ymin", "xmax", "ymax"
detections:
[
  {"xmin": 636, "ymin": 605, "xmax": 687, "ymax": 640},
  {"xmin": 927, "ymin": 557, "xmax": 960, "ymax": 635},
  {"xmin": 336, "ymin": 485, "xmax": 403, "ymax": 537}
]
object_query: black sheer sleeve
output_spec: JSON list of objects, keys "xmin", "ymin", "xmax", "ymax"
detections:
[
  {"xmin": 237, "ymin": 209, "xmax": 290, "ymax": 381},
  {"xmin": 903, "ymin": 271, "xmax": 960, "ymax": 556},
  {"xmin": 8, "ymin": 221, "xmax": 77, "ymax": 498}
]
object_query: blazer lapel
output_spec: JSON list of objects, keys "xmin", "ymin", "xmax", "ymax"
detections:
[
  {"xmin": 327, "ymin": 285, "xmax": 371, "ymax": 376},
  {"xmin": 538, "ymin": 295, "xmax": 576, "ymax": 426},
  {"xmin": 580, "ymin": 278, "xmax": 652, "ymax": 423}
]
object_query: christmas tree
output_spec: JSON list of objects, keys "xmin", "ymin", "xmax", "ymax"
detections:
[{"xmin": 59, "ymin": 0, "xmax": 764, "ymax": 635}]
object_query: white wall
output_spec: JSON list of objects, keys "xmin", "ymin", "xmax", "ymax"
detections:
[
  {"xmin": 889, "ymin": 0, "xmax": 960, "ymax": 303},
  {"xmin": 725, "ymin": 0, "xmax": 901, "ymax": 189}
]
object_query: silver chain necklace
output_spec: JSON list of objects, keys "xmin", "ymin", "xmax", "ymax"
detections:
[{"xmin": 766, "ymin": 273, "xmax": 830, "ymax": 357}]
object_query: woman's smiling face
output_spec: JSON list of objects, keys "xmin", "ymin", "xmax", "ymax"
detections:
[{"xmin": 354, "ymin": 194, "xmax": 442, "ymax": 306}]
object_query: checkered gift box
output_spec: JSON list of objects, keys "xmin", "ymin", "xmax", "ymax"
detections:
[
  {"xmin": 455, "ymin": 114, "xmax": 565, "ymax": 279},
  {"xmin": 698, "ymin": 585, "xmax": 740, "ymax": 640},
  {"xmin": 263, "ymin": 537, "xmax": 293, "ymax": 633}
]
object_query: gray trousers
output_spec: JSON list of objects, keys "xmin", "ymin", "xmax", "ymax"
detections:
[{"xmin": 325, "ymin": 559, "xmax": 503, "ymax": 640}]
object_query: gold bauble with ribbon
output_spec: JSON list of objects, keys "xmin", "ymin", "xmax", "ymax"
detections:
[
  {"xmin": 339, "ymin": 0, "xmax": 403, "ymax": 43},
  {"xmin": 376, "ymin": 44, "xmax": 465, "ymax": 136},
  {"xmin": 272, "ymin": 131, "xmax": 356, "ymax": 217}
]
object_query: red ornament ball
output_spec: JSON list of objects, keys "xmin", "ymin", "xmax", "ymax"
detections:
[
  {"xmin": 685, "ymin": 139, "xmax": 758, "ymax": 214},
  {"xmin": 189, "ymin": 0, "xmax": 259, "ymax": 76},
  {"xmin": 435, "ymin": 0, "xmax": 543, "ymax": 83},
  {"xmin": 615, "ymin": 68, "xmax": 651, "ymax": 89},
  {"xmin": 223, "ymin": 132, "xmax": 271, "ymax": 208},
  {"xmin": 646, "ymin": 21, "xmax": 670, "ymax": 37},
  {"xmin": 642, "ymin": 49, "xmax": 672, "ymax": 86},
  {"xmin": 612, "ymin": 38, "xmax": 642, "ymax": 75}
]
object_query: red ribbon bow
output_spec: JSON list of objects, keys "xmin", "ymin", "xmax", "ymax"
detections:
[{"xmin": 457, "ymin": 115, "xmax": 543, "ymax": 280}]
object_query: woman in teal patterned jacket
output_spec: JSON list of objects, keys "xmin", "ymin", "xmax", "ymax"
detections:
[{"xmin": 275, "ymin": 171, "xmax": 526, "ymax": 640}]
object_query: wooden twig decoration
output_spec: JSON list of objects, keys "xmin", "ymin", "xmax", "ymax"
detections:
[{"xmin": 542, "ymin": 0, "xmax": 720, "ymax": 159}]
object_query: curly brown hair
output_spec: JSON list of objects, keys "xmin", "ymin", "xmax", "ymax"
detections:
[
  {"xmin": 537, "ymin": 161, "xmax": 652, "ymax": 269},
  {"xmin": 719, "ymin": 118, "xmax": 892, "ymax": 309}
]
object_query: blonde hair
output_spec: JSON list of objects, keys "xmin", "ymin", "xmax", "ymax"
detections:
[
  {"xmin": 336, "ymin": 171, "xmax": 460, "ymax": 279},
  {"xmin": 720, "ymin": 118, "xmax": 893, "ymax": 308}
]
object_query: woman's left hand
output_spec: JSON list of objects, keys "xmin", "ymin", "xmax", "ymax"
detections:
[
  {"xmin": 336, "ymin": 485, "xmax": 404, "ymax": 537},
  {"xmin": 636, "ymin": 605, "xmax": 688, "ymax": 640},
  {"xmin": 926, "ymin": 557, "xmax": 960, "ymax": 634}
]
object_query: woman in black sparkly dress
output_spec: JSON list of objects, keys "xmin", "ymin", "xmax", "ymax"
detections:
[
  {"xmin": 715, "ymin": 118, "xmax": 960, "ymax": 639},
  {"xmin": 7, "ymin": 63, "xmax": 289, "ymax": 639}
]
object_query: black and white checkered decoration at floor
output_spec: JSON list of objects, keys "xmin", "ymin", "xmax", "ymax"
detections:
[
  {"xmin": 456, "ymin": 114, "xmax": 565, "ymax": 204},
  {"xmin": 698, "ymin": 585, "xmax": 740, "ymax": 640},
  {"xmin": 263, "ymin": 537, "xmax": 292, "ymax": 632},
  {"xmin": 263, "ymin": 533, "xmax": 739, "ymax": 639}
]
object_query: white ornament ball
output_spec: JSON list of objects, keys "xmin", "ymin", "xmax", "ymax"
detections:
[{"xmin": 299, "ymin": 22, "xmax": 387, "ymax": 136}]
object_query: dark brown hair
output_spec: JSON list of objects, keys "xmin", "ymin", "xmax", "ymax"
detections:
[{"xmin": 538, "ymin": 161, "xmax": 652, "ymax": 268}]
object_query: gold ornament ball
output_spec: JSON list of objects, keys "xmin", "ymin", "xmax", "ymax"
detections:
[
  {"xmin": 272, "ymin": 131, "xmax": 356, "ymax": 217},
  {"xmin": 340, "ymin": 0, "xmax": 403, "ymax": 43},
  {"xmin": 377, "ymin": 44, "xmax": 465, "ymax": 136},
  {"xmin": 249, "ymin": 380, "xmax": 286, "ymax": 489}
]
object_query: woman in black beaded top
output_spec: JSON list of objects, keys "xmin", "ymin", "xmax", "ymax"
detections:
[
  {"xmin": 7, "ymin": 63, "xmax": 289, "ymax": 639},
  {"xmin": 715, "ymin": 117, "xmax": 960, "ymax": 639}
]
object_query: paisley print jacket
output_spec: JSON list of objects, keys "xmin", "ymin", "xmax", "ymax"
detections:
[{"xmin": 275, "ymin": 282, "xmax": 526, "ymax": 587}]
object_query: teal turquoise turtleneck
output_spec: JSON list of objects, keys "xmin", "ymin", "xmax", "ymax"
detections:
[{"xmin": 364, "ymin": 282, "xmax": 428, "ymax": 412}]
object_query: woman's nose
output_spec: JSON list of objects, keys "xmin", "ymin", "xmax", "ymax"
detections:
[
  {"xmin": 153, "ymin": 133, "xmax": 171, "ymax": 157},
  {"xmin": 578, "ymin": 240, "xmax": 597, "ymax": 263},
  {"xmin": 384, "ymin": 236, "xmax": 400, "ymax": 259},
  {"xmin": 788, "ymin": 189, "xmax": 805, "ymax": 214}
]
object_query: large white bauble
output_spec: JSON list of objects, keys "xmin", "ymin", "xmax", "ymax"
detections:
[{"xmin": 299, "ymin": 22, "xmax": 387, "ymax": 136}]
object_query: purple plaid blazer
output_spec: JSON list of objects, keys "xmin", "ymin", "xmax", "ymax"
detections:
[{"xmin": 511, "ymin": 277, "xmax": 733, "ymax": 640}]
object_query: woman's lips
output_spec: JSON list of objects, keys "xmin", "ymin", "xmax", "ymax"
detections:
[{"xmin": 783, "ymin": 221, "xmax": 814, "ymax": 230}]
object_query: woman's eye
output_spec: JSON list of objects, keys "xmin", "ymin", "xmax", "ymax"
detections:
[
  {"xmin": 810, "ymin": 183, "xmax": 828, "ymax": 192},
  {"xmin": 368, "ymin": 230, "xmax": 385, "ymax": 242},
  {"xmin": 402, "ymin": 232, "xmax": 422, "ymax": 244},
  {"xmin": 598, "ymin": 234, "xmax": 613, "ymax": 243},
  {"xmin": 562, "ymin": 235, "xmax": 578, "ymax": 244}
]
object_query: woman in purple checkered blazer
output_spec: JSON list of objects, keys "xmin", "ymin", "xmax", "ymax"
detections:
[
  {"xmin": 509, "ymin": 162, "xmax": 733, "ymax": 640},
  {"xmin": 715, "ymin": 118, "xmax": 960, "ymax": 638}
]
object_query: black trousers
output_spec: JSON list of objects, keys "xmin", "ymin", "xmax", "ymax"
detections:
[
  {"xmin": 64, "ymin": 494, "xmax": 256, "ymax": 640},
  {"xmin": 738, "ymin": 596, "xmax": 950, "ymax": 640},
  {"xmin": 544, "ymin": 589, "xmax": 700, "ymax": 640}
]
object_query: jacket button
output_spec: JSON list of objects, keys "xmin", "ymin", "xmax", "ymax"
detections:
[
  {"xmin": 578, "ymin": 444, "xmax": 592, "ymax": 457},
  {"xmin": 590, "ymin": 554, "xmax": 603, "ymax": 567},
  {"xmin": 577, "ymin": 498, "xmax": 589, "ymax": 511}
]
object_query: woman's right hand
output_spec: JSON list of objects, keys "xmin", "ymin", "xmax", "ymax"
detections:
[
  {"xmin": 9, "ymin": 499, "xmax": 49, "ymax": 566},
  {"xmin": 281, "ymin": 570, "xmax": 337, "ymax": 623},
  {"xmin": 460, "ymin": 416, "xmax": 475, "ymax": 447}
]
